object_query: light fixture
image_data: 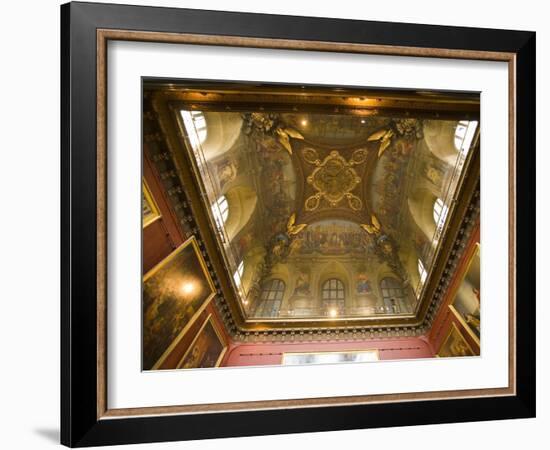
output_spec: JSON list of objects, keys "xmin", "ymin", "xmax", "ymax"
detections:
[
  {"xmin": 328, "ymin": 308, "xmax": 338, "ymax": 318},
  {"xmin": 361, "ymin": 119, "xmax": 366, "ymax": 124},
  {"xmin": 181, "ymin": 281, "xmax": 196, "ymax": 295},
  {"xmin": 301, "ymin": 119, "xmax": 308, "ymax": 126}
]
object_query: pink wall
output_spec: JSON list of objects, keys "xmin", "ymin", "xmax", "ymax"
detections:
[{"xmin": 223, "ymin": 336, "xmax": 434, "ymax": 367}]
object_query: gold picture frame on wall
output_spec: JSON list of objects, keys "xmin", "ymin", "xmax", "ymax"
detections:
[
  {"xmin": 176, "ymin": 314, "xmax": 228, "ymax": 369},
  {"xmin": 437, "ymin": 322, "xmax": 476, "ymax": 357},
  {"xmin": 142, "ymin": 178, "xmax": 161, "ymax": 227},
  {"xmin": 449, "ymin": 243, "xmax": 481, "ymax": 345},
  {"xmin": 142, "ymin": 236, "xmax": 217, "ymax": 370}
]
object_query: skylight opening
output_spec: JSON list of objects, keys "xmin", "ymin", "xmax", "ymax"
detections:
[
  {"xmin": 454, "ymin": 120, "xmax": 478, "ymax": 155},
  {"xmin": 233, "ymin": 260, "xmax": 244, "ymax": 288},
  {"xmin": 433, "ymin": 197, "xmax": 449, "ymax": 232},
  {"xmin": 418, "ymin": 259, "xmax": 427, "ymax": 285},
  {"xmin": 212, "ymin": 195, "xmax": 229, "ymax": 230},
  {"xmin": 181, "ymin": 110, "xmax": 207, "ymax": 150}
]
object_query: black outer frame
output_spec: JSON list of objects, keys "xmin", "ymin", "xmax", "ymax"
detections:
[{"xmin": 60, "ymin": 1, "xmax": 536, "ymax": 447}]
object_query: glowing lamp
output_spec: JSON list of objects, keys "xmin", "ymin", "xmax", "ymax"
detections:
[{"xmin": 181, "ymin": 281, "xmax": 196, "ymax": 295}]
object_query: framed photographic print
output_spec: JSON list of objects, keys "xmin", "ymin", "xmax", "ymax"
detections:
[{"xmin": 61, "ymin": 1, "xmax": 536, "ymax": 447}]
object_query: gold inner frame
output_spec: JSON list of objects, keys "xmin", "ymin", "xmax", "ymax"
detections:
[{"xmin": 96, "ymin": 29, "xmax": 516, "ymax": 420}]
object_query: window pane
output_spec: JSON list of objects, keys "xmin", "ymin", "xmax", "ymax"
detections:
[{"xmin": 258, "ymin": 279, "xmax": 285, "ymax": 317}]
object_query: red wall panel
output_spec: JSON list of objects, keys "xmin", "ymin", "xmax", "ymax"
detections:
[
  {"xmin": 142, "ymin": 219, "xmax": 174, "ymax": 273},
  {"xmin": 223, "ymin": 336, "xmax": 434, "ymax": 367}
]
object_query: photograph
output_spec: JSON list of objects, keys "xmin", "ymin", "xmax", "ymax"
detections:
[{"xmin": 142, "ymin": 80, "xmax": 481, "ymax": 369}]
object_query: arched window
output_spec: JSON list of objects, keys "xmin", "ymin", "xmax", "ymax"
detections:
[
  {"xmin": 433, "ymin": 197, "xmax": 449, "ymax": 231},
  {"xmin": 417, "ymin": 259, "xmax": 427, "ymax": 285},
  {"xmin": 321, "ymin": 278, "xmax": 345, "ymax": 317},
  {"xmin": 181, "ymin": 110, "xmax": 207, "ymax": 150},
  {"xmin": 256, "ymin": 279, "xmax": 285, "ymax": 317},
  {"xmin": 380, "ymin": 277, "xmax": 407, "ymax": 313},
  {"xmin": 233, "ymin": 260, "xmax": 244, "ymax": 288},
  {"xmin": 454, "ymin": 120, "xmax": 478, "ymax": 154},
  {"xmin": 211, "ymin": 195, "xmax": 229, "ymax": 230}
]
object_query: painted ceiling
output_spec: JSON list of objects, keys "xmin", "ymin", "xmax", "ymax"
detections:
[{"xmin": 176, "ymin": 104, "xmax": 477, "ymax": 324}]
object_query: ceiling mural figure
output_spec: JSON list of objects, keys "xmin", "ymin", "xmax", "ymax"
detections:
[{"xmin": 242, "ymin": 112, "xmax": 304, "ymax": 155}]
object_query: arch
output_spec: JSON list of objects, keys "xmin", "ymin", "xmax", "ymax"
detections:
[
  {"xmin": 224, "ymin": 186, "xmax": 258, "ymax": 241},
  {"xmin": 180, "ymin": 111, "xmax": 242, "ymax": 162},
  {"xmin": 317, "ymin": 261, "xmax": 352, "ymax": 296},
  {"xmin": 423, "ymin": 120, "xmax": 461, "ymax": 164},
  {"xmin": 380, "ymin": 277, "xmax": 409, "ymax": 313},
  {"xmin": 395, "ymin": 251, "xmax": 423, "ymax": 301},
  {"xmin": 321, "ymin": 278, "xmax": 346, "ymax": 317},
  {"xmin": 203, "ymin": 112, "xmax": 242, "ymax": 161},
  {"xmin": 408, "ymin": 187, "xmax": 438, "ymax": 241},
  {"xmin": 417, "ymin": 259, "xmax": 428, "ymax": 296},
  {"xmin": 240, "ymin": 246, "xmax": 266, "ymax": 299},
  {"xmin": 433, "ymin": 197, "xmax": 448, "ymax": 224},
  {"xmin": 180, "ymin": 111, "xmax": 207, "ymax": 150},
  {"xmin": 211, "ymin": 195, "xmax": 229, "ymax": 230},
  {"xmin": 233, "ymin": 260, "xmax": 244, "ymax": 289},
  {"xmin": 454, "ymin": 120, "xmax": 479, "ymax": 154},
  {"xmin": 433, "ymin": 197, "xmax": 449, "ymax": 234}
]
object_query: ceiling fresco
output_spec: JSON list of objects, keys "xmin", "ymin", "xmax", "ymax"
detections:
[{"xmin": 172, "ymin": 99, "xmax": 478, "ymax": 324}]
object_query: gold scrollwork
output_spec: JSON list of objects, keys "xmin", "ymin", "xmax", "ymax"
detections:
[
  {"xmin": 346, "ymin": 193, "xmax": 363, "ymax": 211},
  {"xmin": 302, "ymin": 147, "xmax": 321, "ymax": 165},
  {"xmin": 304, "ymin": 150, "xmax": 362, "ymax": 210},
  {"xmin": 350, "ymin": 148, "xmax": 368, "ymax": 165},
  {"xmin": 305, "ymin": 194, "xmax": 321, "ymax": 211}
]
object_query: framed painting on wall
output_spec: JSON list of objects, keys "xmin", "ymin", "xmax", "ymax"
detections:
[
  {"xmin": 449, "ymin": 243, "xmax": 481, "ymax": 344},
  {"xmin": 177, "ymin": 314, "xmax": 227, "ymax": 369},
  {"xmin": 61, "ymin": 1, "xmax": 535, "ymax": 447},
  {"xmin": 143, "ymin": 236, "xmax": 216, "ymax": 370},
  {"xmin": 142, "ymin": 179, "xmax": 161, "ymax": 227},
  {"xmin": 437, "ymin": 323, "xmax": 476, "ymax": 358}
]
